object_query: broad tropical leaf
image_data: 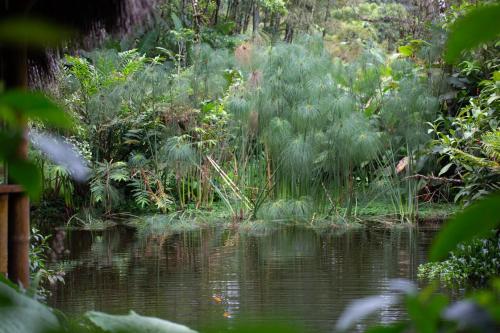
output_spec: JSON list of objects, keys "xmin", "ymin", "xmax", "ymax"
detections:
[
  {"xmin": 86, "ymin": 310, "xmax": 197, "ymax": 333},
  {"xmin": 8, "ymin": 159, "xmax": 42, "ymax": 199},
  {"xmin": 0, "ymin": 91, "xmax": 72, "ymax": 128},
  {"xmin": 445, "ymin": 4, "xmax": 500, "ymax": 63},
  {"xmin": 0, "ymin": 279, "xmax": 60, "ymax": 333},
  {"xmin": 430, "ymin": 194, "xmax": 500, "ymax": 261},
  {"xmin": 0, "ymin": 17, "xmax": 71, "ymax": 47}
]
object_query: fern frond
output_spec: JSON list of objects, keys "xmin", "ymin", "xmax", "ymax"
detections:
[{"xmin": 482, "ymin": 131, "xmax": 500, "ymax": 161}]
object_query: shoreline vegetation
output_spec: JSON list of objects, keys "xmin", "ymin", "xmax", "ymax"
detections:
[
  {"xmin": 27, "ymin": 24, "xmax": 450, "ymax": 228},
  {"xmin": 53, "ymin": 201, "xmax": 457, "ymax": 234}
]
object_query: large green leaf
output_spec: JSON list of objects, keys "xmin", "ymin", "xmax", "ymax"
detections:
[
  {"xmin": 430, "ymin": 194, "xmax": 500, "ymax": 261},
  {"xmin": 0, "ymin": 280, "xmax": 60, "ymax": 333},
  {"xmin": 0, "ymin": 105, "xmax": 17, "ymax": 126},
  {"xmin": 0, "ymin": 91, "xmax": 72, "ymax": 128},
  {"xmin": 86, "ymin": 311, "xmax": 198, "ymax": 333},
  {"xmin": 445, "ymin": 4, "xmax": 500, "ymax": 63},
  {"xmin": 0, "ymin": 17, "xmax": 71, "ymax": 47},
  {"xmin": 0, "ymin": 131, "xmax": 20, "ymax": 159},
  {"xmin": 8, "ymin": 159, "xmax": 42, "ymax": 200}
]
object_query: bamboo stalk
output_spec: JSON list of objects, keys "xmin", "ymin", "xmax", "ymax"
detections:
[{"xmin": 206, "ymin": 155, "xmax": 251, "ymax": 209}]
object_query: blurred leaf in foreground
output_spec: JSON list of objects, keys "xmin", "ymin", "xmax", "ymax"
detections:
[
  {"xmin": 0, "ymin": 90, "xmax": 73, "ymax": 129},
  {"xmin": 7, "ymin": 159, "xmax": 42, "ymax": 200},
  {"xmin": 445, "ymin": 4, "xmax": 500, "ymax": 63},
  {"xmin": 336, "ymin": 295, "xmax": 397, "ymax": 331},
  {"xmin": 203, "ymin": 322, "xmax": 304, "ymax": 333},
  {"xmin": 430, "ymin": 193, "xmax": 500, "ymax": 261},
  {"xmin": 0, "ymin": 277, "xmax": 59, "ymax": 333},
  {"xmin": 0, "ymin": 90, "xmax": 75, "ymax": 199},
  {"xmin": 0, "ymin": 17, "xmax": 72, "ymax": 47},
  {"xmin": 86, "ymin": 311, "xmax": 198, "ymax": 333}
]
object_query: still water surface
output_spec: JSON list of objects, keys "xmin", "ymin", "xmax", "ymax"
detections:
[{"xmin": 48, "ymin": 226, "xmax": 436, "ymax": 332}]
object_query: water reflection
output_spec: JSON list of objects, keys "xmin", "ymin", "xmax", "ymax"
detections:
[{"xmin": 48, "ymin": 226, "xmax": 436, "ymax": 332}]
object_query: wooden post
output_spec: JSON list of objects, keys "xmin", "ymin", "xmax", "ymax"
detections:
[
  {"xmin": 0, "ymin": 194, "xmax": 7, "ymax": 276},
  {"xmin": 8, "ymin": 192, "xmax": 30, "ymax": 287},
  {"xmin": 1, "ymin": 1, "xmax": 31, "ymax": 286}
]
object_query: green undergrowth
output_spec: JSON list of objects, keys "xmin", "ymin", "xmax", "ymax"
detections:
[
  {"xmin": 416, "ymin": 203, "xmax": 460, "ymax": 221},
  {"xmin": 355, "ymin": 201, "xmax": 459, "ymax": 222},
  {"xmin": 418, "ymin": 233, "xmax": 500, "ymax": 287}
]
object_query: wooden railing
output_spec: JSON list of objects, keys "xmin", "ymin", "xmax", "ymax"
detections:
[{"xmin": 0, "ymin": 184, "xmax": 30, "ymax": 287}]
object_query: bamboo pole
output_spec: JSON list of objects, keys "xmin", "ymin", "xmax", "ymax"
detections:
[{"xmin": 0, "ymin": 194, "xmax": 7, "ymax": 276}]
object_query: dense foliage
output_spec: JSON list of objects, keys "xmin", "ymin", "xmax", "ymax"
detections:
[
  {"xmin": 42, "ymin": 37, "xmax": 443, "ymax": 224},
  {"xmin": 430, "ymin": 49, "xmax": 500, "ymax": 205},
  {"xmin": 35, "ymin": 0, "xmax": 455, "ymax": 224}
]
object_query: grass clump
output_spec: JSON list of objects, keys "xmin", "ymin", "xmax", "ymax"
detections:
[
  {"xmin": 128, "ymin": 204, "xmax": 232, "ymax": 237},
  {"xmin": 255, "ymin": 197, "xmax": 313, "ymax": 223},
  {"xmin": 66, "ymin": 208, "xmax": 119, "ymax": 231},
  {"xmin": 132, "ymin": 214, "xmax": 200, "ymax": 239}
]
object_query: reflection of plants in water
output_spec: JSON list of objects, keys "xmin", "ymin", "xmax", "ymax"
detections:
[
  {"xmin": 254, "ymin": 229, "xmax": 319, "ymax": 261},
  {"xmin": 53, "ymin": 230, "xmax": 132, "ymax": 279},
  {"xmin": 231, "ymin": 220, "xmax": 280, "ymax": 237},
  {"xmin": 87, "ymin": 233, "xmax": 131, "ymax": 275},
  {"xmin": 30, "ymin": 227, "xmax": 65, "ymax": 297}
]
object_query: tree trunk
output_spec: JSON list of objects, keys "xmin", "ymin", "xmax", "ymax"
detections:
[
  {"xmin": 242, "ymin": 1, "xmax": 252, "ymax": 33},
  {"xmin": 180, "ymin": 0, "xmax": 187, "ymax": 25},
  {"xmin": 225, "ymin": 0, "xmax": 232, "ymax": 20},
  {"xmin": 273, "ymin": 14, "xmax": 281, "ymax": 38},
  {"xmin": 284, "ymin": 22, "xmax": 294, "ymax": 43},
  {"xmin": 213, "ymin": 0, "xmax": 221, "ymax": 25},
  {"xmin": 323, "ymin": 0, "xmax": 332, "ymax": 37},
  {"xmin": 191, "ymin": 0, "xmax": 202, "ymax": 37},
  {"xmin": 264, "ymin": 8, "xmax": 270, "ymax": 29},
  {"xmin": 253, "ymin": 0, "xmax": 260, "ymax": 36},
  {"xmin": 2, "ymin": 47, "xmax": 30, "ymax": 288}
]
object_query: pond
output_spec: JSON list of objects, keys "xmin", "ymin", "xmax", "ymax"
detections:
[{"xmin": 48, "ymin": 226, "xmax": 437, "ymax": 332}]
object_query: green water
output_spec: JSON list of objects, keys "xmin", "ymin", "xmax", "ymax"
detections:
[{"xmin": 48, "ymin": 226, "xmax": 437, "ymax": 332}]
